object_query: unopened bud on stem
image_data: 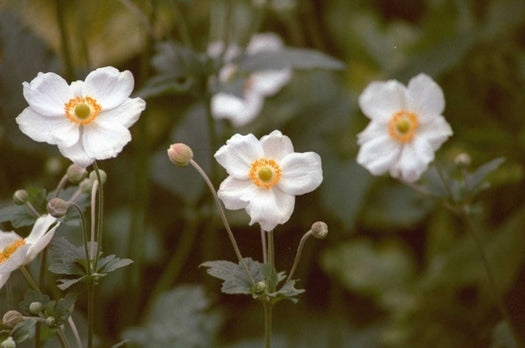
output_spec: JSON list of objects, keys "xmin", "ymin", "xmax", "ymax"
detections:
[
  {"xmin": 29, "ymin": 302, "xmax": 43, "ymax": 315},
  {"xmin": 89, "ymin": 169, "xmax": 107, "ymax": 184},
  {"xmin": 454, "ymin": 153, "xmax": 471, "ymax": 167},
  {"xmin": 12, "ymin": 190, "xmax": 29, "ymax": 205},
  {"xmin": 2, "ymin": 310, "xmax": 23, "ymax": 328},
  {"xmin": 66, "ymin": 164, "xmax": 87, "ymax": 184},
  {"xmin": 47, "ymin": 197, "xmax": 69, "ymax": 218},
  {"xmin": 167, "ymin": 143, "xmax": 193, "ymax": 167},
  {"xmin": 311, "ymin": 221, "xmax": 328, "ymax": 239},
  {"xmin": 0, "ymin": 337, "xmax": 15, "ymax": 348}
]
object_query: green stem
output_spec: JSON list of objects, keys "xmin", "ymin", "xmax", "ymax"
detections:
[
  {"xmin": 54, "ymin": 174, "xmax": 69, "ymax": 198},
  {"xmin": 55, "ymin": 0, "xmax": 74, "ymax": 79},
  {"xmin": 260, "ymin": 228, "xmax": 267, "ymax": 264},
  {"xmin": 263, "ymin": 302, "xmax": 273, "ymax": 348},
  {"xmin": 267, "ymin": 230, "xmax": 275, "ymax": 291},
  {"xmin": 87, "ymin": 284, "xmax": 95, "ymax": 348},
  {"xmin": 69, "ymin": 203, "xmax": 91, "ymax": 275},
  {"xmin": 92, "ymin": 162, "xmax": 104, "ymax": 268},
  {"xmin": 189, "ymin": 159, "xmax": 256, "ymax": 285},
  {"xmin": 462, "ymin": 211, "xmax": 525, "ymax": 347},
  {"xmin": 170, "ymin": 0, "xmax": 194, "ymax": 49},
  {"xmin": 286, "ymin": 231, "xmax": 312, "ymax": 284}
]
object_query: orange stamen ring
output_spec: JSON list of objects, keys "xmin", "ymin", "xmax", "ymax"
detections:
[
  {"xmin": 64, "ymin": 96, "xmax": 101, "ymax": 125},
  {"xmin": 388, "ymin": 110, "xmax": 419, "ymax": 143},
  {"xmin": 0, "ymin": 239, "xmax": 26, "ymax": 265},
  {"xmin": 249, "ymin": 158, "xmax": 282, "ymax": 189}
]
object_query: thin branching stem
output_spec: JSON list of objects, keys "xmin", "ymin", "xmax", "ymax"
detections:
[{"xmin": 286, "ymin": 230, "xmax": 312, "ymax": 284}]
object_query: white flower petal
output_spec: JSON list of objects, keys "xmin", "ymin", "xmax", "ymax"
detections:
[
  {"xmin": 260, "ymin": 130, "xmax": 294, "ymax": 161},
  {"xmin": 358, "ymin": 80, "xmax": 408, "ymax": 122},
  {"xmin": 0, "ymin": 234, "xmax": 30, "ymax": 274},
  {"xmin": 82, "ymin": 120, "xmax": 132, "ymax": 161},
  {"xmin": 278, "ymin": 152, "xmax": 323, "ymax": 195},
  {"xmin": 357, "ymin": 134, "xmax": 402, "ymax": 176},
  {"xmin": 25, "ymin": 222, "xmax": 59, "ymax": 264},
  {"xmin": 96, "ymin": 97, "xmax": 146, "ymax": 128},
  {"xmin": 214, "ymin": 133, "xmax": 263, "ymax": 179},
  {"xmin": 0, "ymin": 273, "xmax": 10, "ymax": 289},
  {"xmin": 17, "ymin": 107, "xmax": 80, "ymax": 147},
  {"xmin": 245, "ymin": 188, "xmax": 295, "ymax": 231},
  {"xmin": 250, "ymin": 69, "xmax": 291, "ymax": 97},
  {"xmin": 25, "ymin": 215, "xmax": 58, "ymax": 245},
  {"xmin": 211, "ymin": 92, "xmax": 264, "ymax": 127},
  {"xmin": 357, "ymin": 121, "xmax": 386, "ymax": 145},
  {"xmin": 247, "ymin": 33, "xmax": 284, "ymax": 54},
  {"xmin": 0, "ymin": 232, "xmax": 22, "ymax": 249},
  {"xmin": 58, "ymin": 134, "xmax": 94, "ymax": 168},
  {"xmin": 217, "ymin": 176, "xmax": 253, "ymax": 210},
  {"xmin": 407, "ymin": 74, "xmax": 445, "ymax": 121},
  {"xmin": 417, "ymin": 115, "xmax": 453, "ymax": 151},
  {"xmin": 390, "ymin": 139, "xmax": 434, "ymax": 182},
  {"xmin": 83, "ymin": 67, "xmax": 134, "ymax": 110},
  {"xmin": 22, "ymin": 72, "xmax": 73, "ymax": 117}
]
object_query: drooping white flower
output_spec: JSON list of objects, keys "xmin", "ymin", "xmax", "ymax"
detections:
[
  {"xmin": 356, "ymin": 73, "xmax": 453, "ymax": 183},
  {"xmin": 16, "ymin": 66, "xmax": 146, "ymax": 168},
  {"xmin": 214, "ymin": 130, "xmax": 323, "ymax": 231},
  {"xmin": 0, "ymin": 215, "xmax": 59, "ymax": 289},
  {"xmin": 210, "ymin": 33, "xmax": 292, "ymax": 127}
]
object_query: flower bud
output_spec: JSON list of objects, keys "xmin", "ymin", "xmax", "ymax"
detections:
[
  {"xmin": 167, "ymin": 143, "xmax": 193, "ymax": 167},
  {"xmin": 12, "ymin": 190, "xmax": 29, "ymax": 205},
  {"xmin": 47, "ymin": 197, "xmax": 69, "ymax": 218},
  {"xmin": 0, "ymin": 337, "xmax": 15, "ymax": 348},
  {"xmin": 454, "ymin": 153, "xmax": 471, "ymax": 167},
  {"xmin": 89, "ymin": 169, "xmax": 107, "ymax": 184},
  {"xmin": 29, "ymin": 302, "xmax": 43, "ymax": 315},
  {"xmin": 79, "ymin": 178, "xmax": 94, "ymax": 193},
  {"xmin": 66, "ymin": 164, "xmax": 87, "ymax": 184},
  {"xmin": 2, "ymin": 310, "xmax": 23, "ymax": 329},
  {"xmin": 311, "ymin": 221, "xmax": 328, "ymax": 239},
  {"xmin": 44, "ymin": 316, "xmax": 56, "ymax": 327}
]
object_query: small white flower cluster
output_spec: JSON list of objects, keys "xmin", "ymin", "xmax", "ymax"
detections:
[{"xmin": 209, "ymin": 33, "xmax": 292, "ymax": 127}]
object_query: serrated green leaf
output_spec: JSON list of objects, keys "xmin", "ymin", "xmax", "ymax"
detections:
[
  {"xmin": 200, "ymin": 258, "xmax": 263, "ymax": 295},
  {"xmin": 0, "ymin": 205, "xmax": 36, "ymax": 228},
  {"xmin": 19, "ymin": 290, "xmax": 51, "ymax": 316},
  {"xmin": 57, "ymin": 277, "xmax": 86, "ymax": 291},
  {"xmin": 97, "ymin": 255, "xmax": 134, "ymax": 273},
  {"xmin": 238, "ymin": 48, "xmax": 345, "ymax": 71},
  {"xmin": 272, "ymin": 280, "xmax": 305, "ymax": 304}
]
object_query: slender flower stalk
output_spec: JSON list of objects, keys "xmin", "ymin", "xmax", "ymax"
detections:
[
  {"xmin": 189, "ymin": 159, "xmax": 255, "ymax": 285},
  {"xmin": 286, "ymin": 231, "xmax": 312, "ymax": 284},
  {"xmin": 264, "ymin": 230, "xmax": 275, "ymax": 348},
  {"xmin": 260, "ymin": 228, "xmax": 267, "ymax": 264}
]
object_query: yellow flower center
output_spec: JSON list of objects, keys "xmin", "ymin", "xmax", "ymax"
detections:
[
  {"xmin": 388, "ymin": 110, "xmax": 419, "ymax": 143},
  {"xmin": 0, "ymin": 239, "xmax": 26, "ymax": 265},
  {"xmin": 64, "ymin": 96, "xmax": 101, "ymax": 125},
  {"xmin": 249, "ymin": 159, "xmax": 281, "ymax": 189}
]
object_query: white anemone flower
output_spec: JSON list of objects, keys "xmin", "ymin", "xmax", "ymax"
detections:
[
  {"xmin": 356, "ymin": 73, "xmax": 453, "ymax": 183},
  {"xmin": 210, "ymin": 33, "xmax": 292, "ymax": 127},
  {"xmin": 214, "ymin": 130, "xmax": 323, "ymax": 232},
  {"xmin": 0, "ymin": 214, "xmax": 59, "ymax": 289},
  {"xmin": 16, "ymin": 66, "xmax": 146, "ymax": 168}
]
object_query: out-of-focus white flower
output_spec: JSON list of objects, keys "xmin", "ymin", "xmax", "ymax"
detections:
[
  {"xmin": 356, "ymin": 73, "xmax": 453, "ymax": 182},
  {"xmin": 210, "ymin": 33, "xmax": 292, "ymax": 127},
  {"xmin": 0, "ymin": 215, "xmax": 59, "ymax": 289},
  {"xmin": 214, "ymin": 130, "xmax": 322, "ymax": 231},
  {"xmin": 17, "ymin": 66, "xmax": 146, "ymax": 168}
]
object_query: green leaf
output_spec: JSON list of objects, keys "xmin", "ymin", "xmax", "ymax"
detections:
[
  {"xmin": 122, "ymin": 285, "xmax": 222, "ymax": 348},
  {"xmin": 238, "ymin": 48, "xmax": 345, "ymax": 71},
  {"xmin": 19, "ymin": 290, "xmax": 50, "ymax": 316},
  {"xmin": 271, "ymin": 279, "xmax": 305, "ymax": 304},
  {"xmin": 200, "ymin": 258, "xmax": 263, "ymax": 295},
  {"xmin": 467, "ymin": 157, "xmax": 505, "ymax": 190},
  {"xmin": 97, "ymin": 254, "xmax": 133, "ymax": 273},
  {"xmin": 11, "ymin": 318, "xmax": 37, "ymax": 343},
  {"xmin": 57, "ymin": 277, "xmax": 86, "ymax": 291}
]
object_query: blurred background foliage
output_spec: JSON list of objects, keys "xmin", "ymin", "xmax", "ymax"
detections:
[{"xmin": 1, "ymin": 0, "xmax": 525, "ymax": 347}]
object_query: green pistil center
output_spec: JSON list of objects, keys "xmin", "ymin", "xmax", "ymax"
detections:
[
  {"xmin": 74, "ymin": 103, "xmax": 91, "ymax": 119},
  {"xmin": 258, "ymin": 167, "xmax": 273, "ymax": 182},
  {"xmin": 395, "ymin": 119, "xmax": 411, "ymax": 134}
]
